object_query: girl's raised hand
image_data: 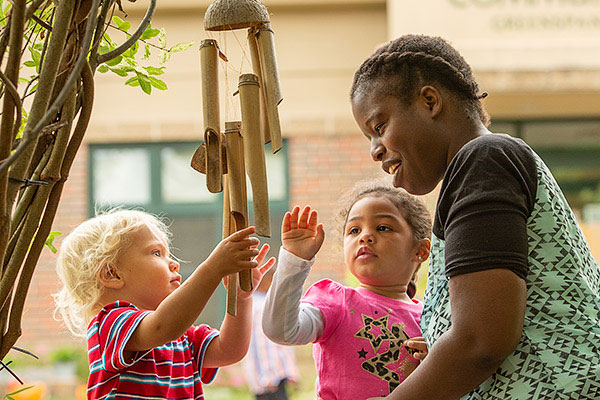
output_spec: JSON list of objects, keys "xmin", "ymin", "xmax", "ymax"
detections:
[{"xmin": 282, "ymin": 205, "xmax": 325, "ymax": 260}]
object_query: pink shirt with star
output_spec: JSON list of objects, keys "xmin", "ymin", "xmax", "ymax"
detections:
[{"xmin": 301, "ymin": 279, "xmax": 423, "ymax": 400}]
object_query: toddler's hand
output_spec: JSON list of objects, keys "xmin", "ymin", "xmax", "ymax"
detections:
[
  {"xmin": 224, "ymin": 243, "xmax": 276, "ymax": 300},
  {"xmin": 205, "ymin": 226, "xmax": 260, "ymax": 278},
  {"xmin": 282, "ymin": 205, "xmax": 325, "ymax": 260},
  {"xmin": 403, "ymin": 336, "xmax": 428, "ymax": 360}
]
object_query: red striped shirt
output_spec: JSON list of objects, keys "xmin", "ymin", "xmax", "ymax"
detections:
[{"xmin": 87, "ymin": 301, "xmax": 218, "ymax": 399}]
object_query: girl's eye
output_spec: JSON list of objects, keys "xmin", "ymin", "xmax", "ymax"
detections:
[
  {"xmin": 377, "ymin": 225, "xmax": 392, "ymax": 232},
  {"xmin": 348, "ymin": 227, "xmax": 360, "ymax": 235}
]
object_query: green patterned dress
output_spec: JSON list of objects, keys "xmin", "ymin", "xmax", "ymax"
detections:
[{"xmin": 421, "ymin": 137, "xmax": 600, "ymax": 399}]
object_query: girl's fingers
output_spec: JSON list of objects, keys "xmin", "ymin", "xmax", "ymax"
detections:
[
  {"xmin": 259, "ymin": 257, "xmax": 276, "ymax": 273},
  {"xmin": 308, "ymin": 210, "xmax": 319, "ymax": 231},
  {"xmin": 289, "ymin": 206, "xmax": 300, "ymax": 229},
  {"xmin": 298, "ymin": 205, "xmax": 311, "ymax": 228},
  {"xmin": 282, "ymin": 212, "xmax": 291, "ymax": 232}
]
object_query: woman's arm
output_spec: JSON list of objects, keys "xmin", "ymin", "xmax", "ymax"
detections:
[
  {"xmin": 378, "ymin": 268, "xmax": 526, "ymax": 400},
  {"xmin": 262, "ymin": 247, "xmax": 324, "ymax": 345}
]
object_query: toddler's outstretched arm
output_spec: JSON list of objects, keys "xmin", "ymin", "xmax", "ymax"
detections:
[
  {"xmin": 263, "ymin": 206, "xmax": 326, "ymax": 345},
  {"xmin": 126, "ymin": 227, "xmax": 260, "ymax": 352},
  {"xmin": 203, "ymin": 243, "xmax": 276, "ymax": 368}
]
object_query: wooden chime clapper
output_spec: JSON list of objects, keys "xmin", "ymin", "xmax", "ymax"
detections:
[{"xmin": 191, "ymin": 0, "xmax": 283, "ymax": 315}]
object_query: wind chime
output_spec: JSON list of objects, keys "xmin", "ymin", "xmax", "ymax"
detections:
[{"xmin": 191, "ymin": 0, "xmax": 283, "ymax": 315}]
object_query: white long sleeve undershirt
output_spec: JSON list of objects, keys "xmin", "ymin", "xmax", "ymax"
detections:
[{"xmin": 262, "ymin": 247, "xmax": 325, "ymax": 345}]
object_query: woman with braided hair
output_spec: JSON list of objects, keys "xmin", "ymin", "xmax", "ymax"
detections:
[{"xmin": 352, "ymin": 34, "xmax": 600, "ymax": 400}]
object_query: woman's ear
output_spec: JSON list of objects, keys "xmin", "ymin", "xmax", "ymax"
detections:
[
  {"xmin": 414, "ymin": 238, "xmax": 431, "ymax": 263},
  {"xmin": 418, "ymin": 86, "xmax": 442, "ymax": 118},
  {"xmin": 98, "ymin": 264, "xmax": 124, "ymax": 289}
]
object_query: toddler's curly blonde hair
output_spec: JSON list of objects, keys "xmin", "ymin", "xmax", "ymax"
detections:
[{"xmin": 53, "ymin": 209, "xmax": 170, "ymax": 337}]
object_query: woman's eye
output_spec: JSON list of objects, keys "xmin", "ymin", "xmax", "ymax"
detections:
[{"xmin": 152, "ymin": 250, "xmax": 160, "ymax": 256}]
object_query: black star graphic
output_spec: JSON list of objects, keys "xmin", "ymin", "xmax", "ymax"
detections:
[{"xmin": 358, "ymin": 348, "xmax": 368, "ymax": 359}]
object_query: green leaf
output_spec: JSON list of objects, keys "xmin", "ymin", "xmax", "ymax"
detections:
[
  {"xmin": 137, "ymin": 73, "xmax": 152, "ymax": 94},
  {"xmin": 149, "ymin": 76, "xmax": 167, "ymax": 90},
  {"xmin": 112, "ymin": 16, "xmax": 130, "ymax": 32},
  {"xmin": 24, "ymin": 61, "xmax": 36, "ymax": 67},
  {"xmin": 97, "ymin": 65, "xmax": 109, "ymax": 73},
  {"xmin": 140, "ymin": 26, "xmax": 161, "ymax": 40},
  {"xmin": 105, "ymin": 55, "xmax": 123, "ymax": 66},
  {"xmin": 123, "ymin": 40, "xmax": 139, "ymax": 58},
  {"xmin": 158, "ymin": 28, "xmax": 167, "ymax": 49},
  {"xmin": 108, "ymin": 66, "xmax": 130, "ymax": 77},
  {"xmin": 125, "ymin": 76, "xmax": 140, "ymax": 87},
  {"xmin": 143, "ymin": 44, "xmax": 151, "ymax": 60},
  {"xmin": 158, "ymin": 50, "xmax": 170, "ymax": 65},
  {"xmin": 144, "ymin": 66, "xmax": 165, "ymax": 76},
  {"xmin": 44, "ymin": 232, "xmax": 62, "ymax": 254},
  {"xmin": 169, "ymin": 41, "xmax": 194, "ymax": 53}
]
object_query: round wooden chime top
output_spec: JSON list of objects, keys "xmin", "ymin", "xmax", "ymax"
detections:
[{"xmin": 204, "ymin": 0, "xmax": 270, "ymax": 31}]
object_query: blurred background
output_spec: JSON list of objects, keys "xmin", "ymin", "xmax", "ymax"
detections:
[{"xmin": 2, "ymin": 0, "xmax": 599, "ymax": 398}]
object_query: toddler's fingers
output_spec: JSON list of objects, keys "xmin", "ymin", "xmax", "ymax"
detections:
[
  {"xmin": 259, "ymin": 257, "xmax": 276, "ymax": 273},
  {"xmin": 254, "ymin": 243, "xmax": 271, "ymax": 265},
  {"xmin": 228, "ymin": 226, "xmax": 255, "ymax": 241}
]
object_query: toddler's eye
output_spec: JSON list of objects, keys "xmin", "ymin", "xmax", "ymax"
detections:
[
  {"xmin": 377, "ymin": 225, "xmax": 392, "ymax": 232},
  {"xmin": 348, "ymin": 227, "xmax": 360, "ymax": 235}
]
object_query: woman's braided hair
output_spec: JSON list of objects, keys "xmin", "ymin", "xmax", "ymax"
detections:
[{"xmin": 351, "ymin": 35, "xmax": 490, "ymax": 126}]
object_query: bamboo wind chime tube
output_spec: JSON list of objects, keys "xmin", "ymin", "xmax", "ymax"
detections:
[
  {"xmin": 200, "ymin": 39, "xmax": 223, "ymax": 193},
  {"xmin": 222, "ymin": 174, "xmax": 239, "ymax": 316},
  {"xmin": 247, "ymin": 29, "xmax": 271, "ymax": 144},
  {"xmin": 224, "ymin": 121, "xmax": 253, "ymax": 293},
  {"xmin": 254, "ymin": 23, "xmax": 283, "ymax": 153},
  {"xmin": 239, "ymin": 74, "xmax": 271, "ymax": 238}
]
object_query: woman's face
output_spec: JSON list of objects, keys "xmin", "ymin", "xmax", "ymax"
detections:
[{"xmin": 351, "ymin": 88, "xmax": 448, "ymax": 195}]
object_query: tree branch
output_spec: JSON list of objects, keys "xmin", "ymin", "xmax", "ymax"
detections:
[
  {"xmin": 94, "ymin": 0, "xmax": 156, "ymax": 67},
  {"xmin": 4, "ymin": 0, "xmax": 76, "ymax": 210}
]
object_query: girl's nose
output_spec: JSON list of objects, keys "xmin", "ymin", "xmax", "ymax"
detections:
[
  {"xmin": 169, "ymin": 260, "xmax": 180, "ymax": 272},
  {"xmin": 371, "ymin": 140, "xmax": 385, "ymax": 162},
  {"xmin": 359, "ymin": 232, "xmax": 375, "ymax": 244}
]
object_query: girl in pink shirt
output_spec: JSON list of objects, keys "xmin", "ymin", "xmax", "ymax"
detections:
[{"xmin": 263, "ymin": 183, "xmax": 431, "ymax": 400}]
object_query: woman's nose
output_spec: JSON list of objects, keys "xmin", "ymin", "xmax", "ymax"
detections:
[
  {"xmin": 371, "ymin": 140, "xmax": 385, "ymax": 162},
  {"xmin": 169, "ymin": 260, "xmax": 180, "ymax": 272}
]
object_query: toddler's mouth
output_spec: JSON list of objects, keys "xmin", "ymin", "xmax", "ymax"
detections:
[{"xmin": 356, "ymin": 247, "xmax": 376, "ymax": 259}]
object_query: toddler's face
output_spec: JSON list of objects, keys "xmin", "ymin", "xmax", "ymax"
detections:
[
  {"xmin": 343, "ymin": 196, "xmax": 420, "ymax": 290},
  {"xmin": 113, "ymin": 224, "xmax": 181, "ymax": 310}
]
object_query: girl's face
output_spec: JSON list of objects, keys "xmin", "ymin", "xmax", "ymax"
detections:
[
  {"xmin": 343, "ymin": 196, "xmax": 424, "ymax": 295},
  {"xmin": 113, "ymin": 223, "xmax": 181, "ymax": 310},
  {"xmin": 351, "ymin": 88, "xmax": 448, "ymax": 195}
]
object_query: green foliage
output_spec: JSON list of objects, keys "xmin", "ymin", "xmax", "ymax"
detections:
[
  {"xmin": 44, "ymin": 232, "xmax": 62, "ymax": 254},
  {"xmin": 95, "ymin": 19, "xmax": 194, "ymax": 95},
  {"xmin": 3, "ymin": 386, "xmax": 33, "ymax": 400}
]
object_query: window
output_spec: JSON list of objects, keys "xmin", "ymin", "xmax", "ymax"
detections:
[
  {"xmin": 89, "ymin": 141, "xmax": 289, "ymax": 327},
  {"xmin": 489, "ymin": 119, "xmax": 600, "ymax": 222}
]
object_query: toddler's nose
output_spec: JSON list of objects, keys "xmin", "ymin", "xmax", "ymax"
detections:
[{"xmin": 359, "ymin": 232, "xmax": 374, "ymax": 244}]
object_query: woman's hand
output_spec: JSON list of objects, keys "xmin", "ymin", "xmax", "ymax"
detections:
[
  {"xmin": 404, "ymin": 336, "xmax": 428, "ymax": 360},
  {"xmin": 282, "ymin": 205, "xmax": 325, "ymax": 260}
]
